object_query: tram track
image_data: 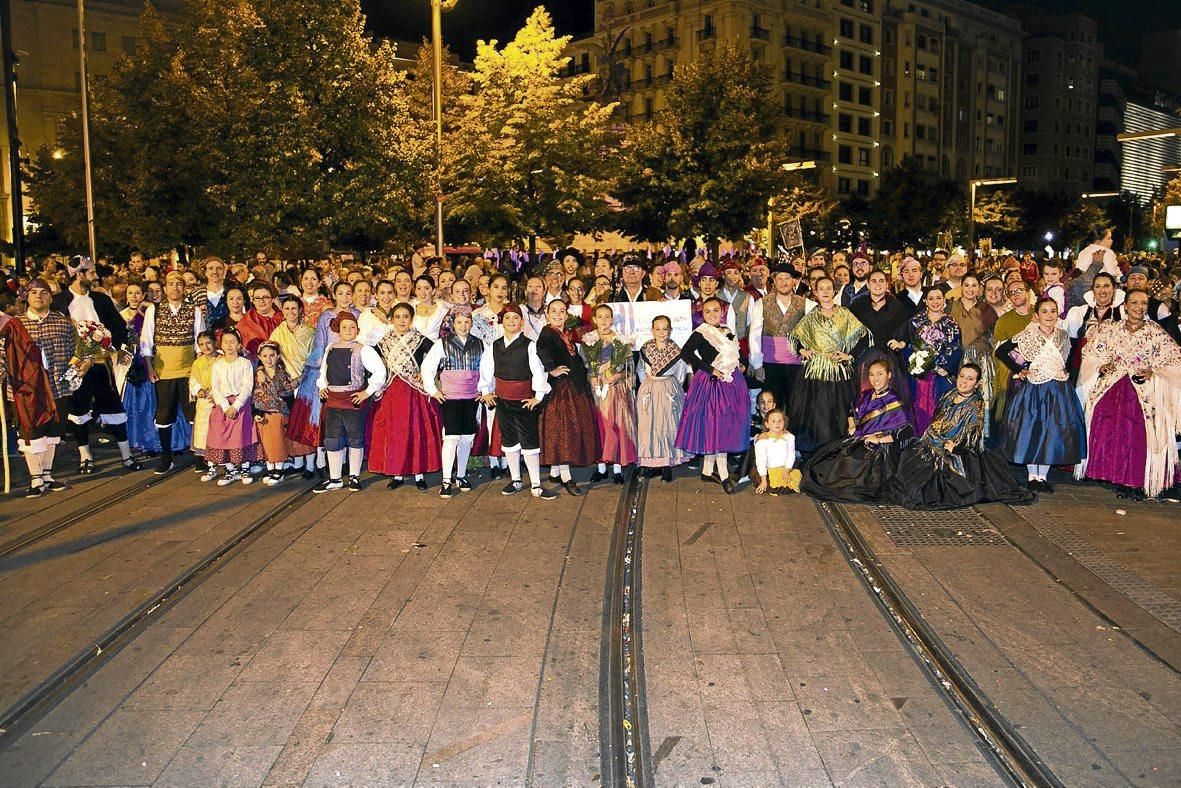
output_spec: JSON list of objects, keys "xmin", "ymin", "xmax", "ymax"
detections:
[
  {"xmin": 816, "ymin": 501, "xmax": 1064, "ymax": 788},
  {"xmin": 0, "ymin": 481, "xmax": 315, "ymax": 748},
  {"xmin": 0, "ymin": 463, "xmax": 190, "ymax": 560}
]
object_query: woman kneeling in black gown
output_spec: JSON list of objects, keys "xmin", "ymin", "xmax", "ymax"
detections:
[
  {"xmin": 890, "ymin": 363, "xmax": 1035, "ymax": 511},
  {"xmin": 802, "ymin": 360, "xmax": 912, "ymax": 503}
]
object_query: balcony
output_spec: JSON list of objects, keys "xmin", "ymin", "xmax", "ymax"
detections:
[
  {"xmin": 783, "ymin": 34, "xmax": 831, "ymax": 55},
  {"xmin": 634, "ymin": 74, "xmax": 672, "ymax": 90},
  {"xmin": 751, "ymin": 25, "xmax": 771, "ymax": 42},
  {"xmin": 696, "ymin": 26, "xmax": 716, "ymax": 42},
  {"xmin": 784, "ymin": 71, "xmax": 831, "ymax": 90},
  {"xmin": 655, "ymin": 36, "xmax": 679, "ymax": 52},
  {"xmin": 792, "ymin": 147, "xmax": 831, "ymax": 162},
  {"xmin": 784, "ymin": 107, "xmax": 831, "ymax": 123}
]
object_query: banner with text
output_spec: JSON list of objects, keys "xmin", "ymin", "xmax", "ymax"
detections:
[{"xmin": 606, "ymin": 300, "xmax": 693, "ymax": 350}]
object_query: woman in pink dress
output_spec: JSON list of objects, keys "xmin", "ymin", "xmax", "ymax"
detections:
[{"xmin": 582, "ymin": 304, "xmax": 638, "ymax": 484}]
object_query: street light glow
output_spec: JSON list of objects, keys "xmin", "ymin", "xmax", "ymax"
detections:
[{"xmin": 1117, "ymin": 128, "xmax": 1181, "ymax": 142}]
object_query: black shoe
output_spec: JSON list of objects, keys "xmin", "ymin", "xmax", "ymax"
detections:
[
  {"xmin": 193, "ymin": 459, "xmax": 208, "ymax": 473},
  {"xmin": 347, "ymin": 476, "xmax": 362, "ymax": 491},
  {"xmin": 314, "ymin": 478, "xmax": 344, "ymax": 493},
  {"xmin": 501, "ymin": 480, "xmax": 523, "ymax": 496},
  {"xmin": 489, "ymin": 466, "xmax": 503, "ymax": 480},
  {"xmin": 25, "ymin": 483, "xmax": 48, "ymax": 499},
  {"xmin": 1040, "ymin": 479, "xmax": 1054, "ymax": 493},
  {"xmin": 40, "ymin": 477, "xmax": 67, "ymax": 492},
  {"xmin": 722, "ymin": 479, "xmax": 737, "ymax": 495},
  {"xmin": 155, "ymin": 458, "xmax": 175, "ymax": 475},
  {"xmin": 415, "ymin": 478, "xmax": 428, "ymax": 491},
  {"xmin": 531, "ymin": 485, "xmax": 559, "ymax": 500},
  {"xmin": 301, "ymin": 469, "xmax": 315, "ymax": 480},
  {"xmin": 700, "ymin": 472, "xmax": 720, "ymax": 485},
  {"xmin": 78, "ymin": 459, "xmax": 95, "ymax": 475},
  {"xmin": 457, "ymin": 477, "xmax": 472, "ymax": 492},
  {"xmin": 590, "ymin": 469, "xmax": 606, "ymax": 483},
  {"xmin": 562, "ymin": 480, "xmax": 583, "ymax": 497},
  {"xmin": 440, "ymin": 482, "xmax": 454, "ymax": 499},
  {"xmin": 612, "ymin": 472, "xmax": 625, "ymax": 485},
  {"xmin": 387, "ymin": 477, "xmax": 404, "ymax": 490},
  {"xmin": 661, "ymin": 467, "xmax": 673, "ymax": 483},
  {"xmin": 122, "ymin": 457, "xmax": 144, "ymax": 471}
]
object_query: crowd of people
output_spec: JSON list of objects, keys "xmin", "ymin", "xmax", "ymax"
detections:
[{"xmin": 2, "ymin": 227, "xmax": 1179, "ymax": 509}]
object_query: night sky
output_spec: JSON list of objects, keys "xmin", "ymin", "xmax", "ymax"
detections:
[{"xmin": 360, "ymin": 0, "xmax": 1167, "ymax": 65}]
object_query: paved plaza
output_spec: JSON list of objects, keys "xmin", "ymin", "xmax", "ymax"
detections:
[{"xmin": 0, "ymin": 449, "xmax": 1178, "ymax": 786}]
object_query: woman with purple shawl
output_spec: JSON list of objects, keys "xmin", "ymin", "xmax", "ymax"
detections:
[{"xmin": 801, "ymin": 359, "xmax": 912, "ymax": 503}]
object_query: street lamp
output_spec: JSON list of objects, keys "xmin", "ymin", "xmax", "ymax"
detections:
[
  {"xmin": 1116, "ymin": 128, "xmax": 1181, "ymax": 142},
  {"xmin": 430, "ymin": 0, "xmax": 459, "ymax": 258},
  {"xmin": 967, "ymin": 177, "xmax": 1017, "ymax": 251}
]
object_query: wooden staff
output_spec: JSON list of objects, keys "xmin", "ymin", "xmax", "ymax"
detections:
[{"xmin": 1, "ymin": 377, "xmax": 10, "ymax": 495}]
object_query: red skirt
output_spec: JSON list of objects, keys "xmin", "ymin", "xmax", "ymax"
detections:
[
  {"xmin": 472, "ymin": 403, "xmax": 504, "ymax": 458},
  {"xmin": 367, "ymin": 377, "xmax": 443, "ymax": 475}
]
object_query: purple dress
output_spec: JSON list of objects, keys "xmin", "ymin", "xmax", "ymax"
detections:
[{"xmin": 801, "ymin": 388, "xmax": 912, "ymax": 503}]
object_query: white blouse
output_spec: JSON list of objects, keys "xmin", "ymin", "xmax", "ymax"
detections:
[
  {"xmin": 210, "ymin": 356, "xmax": 255, "ymax": 411},
  {"xmin": 754, "ymin": 432, "xmax": 797, "ymax": 475}
]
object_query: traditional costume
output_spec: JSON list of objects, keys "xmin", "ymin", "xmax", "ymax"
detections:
[
  {"xmin": 316, "ymin": 319, "xmax": 386, "ymax": 491},
  {"xmin": 788, "ymin": 307, "xmax": 870, "ymax": 453},
  {"xmin": 748, "ymin": 286, "xmax": 812, "ymax": 418},
  {"xmin": 1075, "ymin": 321, "xmax": 1181, "ymax": 497},
  {"xmin": 850, "ymin": 294, "xmax": 911, "ymax": 411},
  {"xmin": 583, "ymin": 328, "xmax": 638, "ymax": 471},
  {"xmin": 1, "ymin": 306, "xmax": 64, "ymax": 496},
  {"xmin": 904, "ymin": 310, "xmax": 962, "ymax": 436},
  {"xmin": 676, "ymin": 322, "xmax": 750, "ymax": 490},
  {"xmin": 204, "ymin": 352, "xmax": 259, "ymax": 482},
  {"xmin": 948, "ymin": 299, "xmax": 997, "ymax": 431},
  {"xmin": 141, "ymin": 294, "xmax": 204, "ymax": 471},
  {"xmin": 754, "ymin": 430, "xmax": 802, "ymax": 494},
  {"xmin": 636, "ymin": 339, "xmax": 689, "ymax": 474},
  {"xmin": 535, "ymin": 324, "xmax": 601, "ymax": 481},
  {"xmin": 269, "ymin": 316, "xmax": 316, "ymax": 463},
  {"xmin": 422, "ymin": 313, "xmax": 488, "ymax": 493},
  {"xmin": 121, "ymin": 304, "xmax": 190, "ymax": 455},
  {"xmin": 253, "ymin": 345, "xmax": 296, "ymax": 483},
  {"xmin": 287, "ymin": 306, "xmax": 358, "ymax": 458},
  {"xmin": 369, "ymin": 325, "xmax": 442, "ymax": 483},
  {"xmin": 801, "ymin": 387, "xmax": 912, "ymax": 503}
]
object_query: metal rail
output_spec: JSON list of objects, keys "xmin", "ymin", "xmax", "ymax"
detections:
[
  {"xmin": 815, "ymin": 501, "xmax": 1064, "ymax": 788},
  {"xmin": 600, "ymin": 472, "xmax": 652, "ymax": 788},
  {"xmin": 0, "ymin": 484, "xmax": 314, "ymax": 747}
]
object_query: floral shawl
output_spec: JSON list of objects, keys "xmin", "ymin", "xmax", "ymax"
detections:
[
  {"xmin": 640, "ymin": 339, "xmax": 682, "ymax": 377},
  {"xmin": 377, "ymin": 328, "xmax": 428, "ymax": 393},
  {"xmin": 1012, "ymin": 324, "xmax": 1070, "ymax": 384},
  {"xmin": 790, "ymin": 307, "xmax": 870, "ymax": 382},
  {"xmin": 915, "ymin": 390, "xmax": 985, "ymax": 477}
]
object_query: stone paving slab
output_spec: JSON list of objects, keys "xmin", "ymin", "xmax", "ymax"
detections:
[
  {"xmin": 641, "ymin": 480, "xmax": 1000, "ymax": 787},
  {"xmin": 842, "ymin": 502, "xmax": 1181, "ymax": 786},
  {"xmin": 0, "ymin": 471, "xmax": 615, "ymax": 786}
]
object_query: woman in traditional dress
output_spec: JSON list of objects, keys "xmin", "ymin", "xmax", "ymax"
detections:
[
  {"xmin": 1076, "ymin": 290, "xmax": 1181, "ymax": 499},
  {"xmin": 690, "ymin": 264, "xmax": 735, "ymax": 331},
  {"xmin": 535, "ymin": 300, "xmax": 601, "ymax": 495},
  {"xmin": 359, "ymin": 280, "xmax": 398, "ymax": 346},
  {"xmin": 120, "ymin": 282, "xmax": 190, "ymax": 457},
  {"xmin": 787, "ymin": 277, "xmax": 871, "ymax": 454},
  {"xmin": 564, "ymin": 277, "xmax": 594, "ymax": 335},
  {"xmin": 253, "ymin": 341, "xmax": 296, "ymax": 485},
  {"xmin": 801, "ymin": 359, "xmax": 912, "ymax": 503},
  {"xmin": 891, "ymin": 364, "xmax": 1034, "ymax": 510},
  {"xmin": 637, "ymin": 315, "xmax": 689, "ymax": 482},
  {"xmin": 369, "ymin": 303, "xmax": 443, "ymax": 489},
  {"xmin": 287, "ymin": 280, "xmax": 356, "ymax": 475},
  {"xmin": 949, "ymin": 273, "xmax": 997, "ymax": 431},
  {"xmin": 202, "ymin": 329, "xmax": 259, "ymax": 486},
  {"xmin": 422, "ymin": 305, "xmax": 486, "ymax": 498},
  {"xmin": 213, "ymin": 284, "xmax": 249, "ymax": 338},
  {"xmin": 675, "ymin": 297, "xmax": 750, "ymax": 494},
  {"xmin": 995, "ymin": 297, "xmax": 1086, "ymax": 493},
  {"xmin": 411, "ymin": 275, "xmax": 448, "ymax": 340},
  {"xmin": 190, "ymin": 331, "xmax": 218, "ymax": 475},
  {"xmin": 473, "ymin": 274, "xmax": 511, "ymax": 478},
  {"xmin": 392, "ymin": 270, "xmax": 414, "ymax": 306},
  {"xmin": 298, "ymin": 267, "xmax": 332, "ymax": 329},
  {"xmin": 583, "ymin": 304, "xmax": 638, "ymax": 484},
  {"xmin": 900, "ymin": 286, "xmax": 962, "ymax": 435},
  {"xmin": 270, "ymin": 296, "xmax": 316, "ymax": 476}
]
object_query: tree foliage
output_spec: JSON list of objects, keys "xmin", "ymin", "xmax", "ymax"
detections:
[
  {"xmin": 27, "ymin": 0, "xmax": 430, "ymax": 257},
  {"xmin": 613, "ymin": 40, "xmax": 792, "ymax": 247},
  {"xmin": 862, "ymin": 156, "xmax": 963, "ymax": 249},
  {"xmin": 447, "ymin": 7, "xmax": 619, "ymax": 249}
]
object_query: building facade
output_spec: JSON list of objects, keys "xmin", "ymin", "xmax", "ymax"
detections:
[
  {"xmin": 0, "ymin": 0, "xmax": 183, "ymax": 247},
  {"xmin": 569, "ymin": 0, "xmax": 1021, "ymax": 199},
  {"xmin": 1094, "ymin": 57, "xmax": 1181, "ymax": 204}
]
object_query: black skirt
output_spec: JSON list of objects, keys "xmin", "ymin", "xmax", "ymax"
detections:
[
  {"xmin": 787, "ymin": 376, "xmax": 858, "ymax": 454},
  {"xmin": 890, "ymin": 444, "xmax": 1035, "ymax": 511},
  {"xmin": 802, "ymin": 436, "xmax": 906, "ymax": 504}
]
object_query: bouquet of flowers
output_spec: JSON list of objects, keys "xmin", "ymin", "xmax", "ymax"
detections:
[
  {"xmin": 61, "ymin": 320, "xmax": 113, "ymax": 393},
  {"xmin": 907, "ymin": 336, "xmax": 935, "ymax": 376}
]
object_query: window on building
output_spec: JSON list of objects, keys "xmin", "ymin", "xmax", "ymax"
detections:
[
  {"xmin": 857, "ymin": 116, "xmax": 871, "ymax": 135},
  {"xmin": 839, "ymin": 113, "xmax": 853, "ymax": 132},
  {"xmin": 882, "ymin": 147, "xmax": 894, "ymax": 167},
  {"xmin": 884, "ymin": 59, "xmax": 894, "ymax": 76},
  {"xmin": 859, "ymin": 55, "xmax": 873, "ymax": 75},
  {"xmin": 840, "ymin": 50, "xmax": 854, "ymax": 69},
  {"xmin": 91, "ymin": 31, "xmax": 106, "ymax": 52},
  {"xmin": 882, "ymin": 119, "xmax": 894, "ymax": 135},
  {"xmin": 1025, "ymin": 73, "xmax": 1039, "ymax": 87},
  {"xmin": 840, "ymin": 18, "xmax": 854, "ymax": 38},
  {"xmin": 1023, "ymin": 143, "xmax": 1036, "ymax": 155},
  {"xmin": 839, "ymin": 144, "xmax": 852, "ymax": 163},
  {"xmin": 885, "ymin": 28, "xmax": 895, "ymax": 44},
  {"xmin": 1022, "ymin": 165, "xmax": 1037, "ymax": 177},
  {"xmin": 930, "ymin": 38, "xmax": 939, "ymax": 53},
  {"xmin": 857, "ymin": 179, "xmax": 871, "ymax": 195},
  {"xmin": 122, "ymin": 35, "xmax": 138, "ymax": 54},
  {"xmin": 916, "ymin": 123, "xmax": 926, "ymax": 139},
  {"xmin": 1027, "ymin": 50, "xmax": 1040, "ymax": 62},
  {"xmin": 839, "ymin": 81, "xmax": 853, "ymax": 101},
  {"xmin": 1024, "ymin": 96, "xmax": 1039, "ymax": 109},
  {"xmin": 860, "ymin": 25, "xmax": 874, "ymax": 44},
  {"xmin": 903, "ymin": 121, "xmax": 910, "ymax": 138},
  {"xmin": 858, "ymin": 86, "xmax": 872, "ymax": 105},
  {"xmin": 916, "ymin": 94, "xmax": 926, "ymax": 110},
  {"xmin": 1023, "ymin": 120, "xmax": 1038, "ymax": 133},
  {"xmin": 904, "ymin": 60, "xmax": 911, "ymax": 77},
  {"xmin": 857, "ymin": 148, "xmax": 871, "ymax": 166},
  {"xmin": 917, "ymin": 34, "xmax": 927, "ymax": 50},
  {"xmin": 883, "ymin": 88, "xmax": 894, "ymax": 107},
  {"xmin": 838, "ymin": 177, "xmax": 852, "ymax": 194}
]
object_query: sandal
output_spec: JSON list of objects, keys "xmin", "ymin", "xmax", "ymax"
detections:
[{"xmin": 79, "ymin": 459, "xmax": 96, "ymax": 475}]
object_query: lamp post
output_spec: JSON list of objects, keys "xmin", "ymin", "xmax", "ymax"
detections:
[
  {"xmin": 75, "ymin": 0, "xmax": 97, "ymax": 265},
  {"xmin": 1, "ymin": 0, "xmax": 24, "ymax": 274},
  {"xmin": 967, "ymin": 177, "xmax": 1016, "ymax": 252},
  {"xmin": 430, "ymin": 0, "xmax": 459, "ymax": 259}
]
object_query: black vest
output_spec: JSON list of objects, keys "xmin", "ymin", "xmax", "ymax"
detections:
[{"xmin": 493, "ymin": 335, "xmax": 532, "ymax": 380}]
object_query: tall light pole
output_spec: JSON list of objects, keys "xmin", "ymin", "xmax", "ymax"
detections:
[
  {"xmin": 967, "ymin": 177, "xmax": 1016, "ymax": 252},
  {"xmin": 76, "ymin": 0, "xmax": 97, "ymax": 264},
  {"xmin": 1, "ymin": 0, "xmax": 25, "ymax": 274},
  {"xmin": 430, "ymin": 0, "xmax": 458, "ymax": 258}
]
